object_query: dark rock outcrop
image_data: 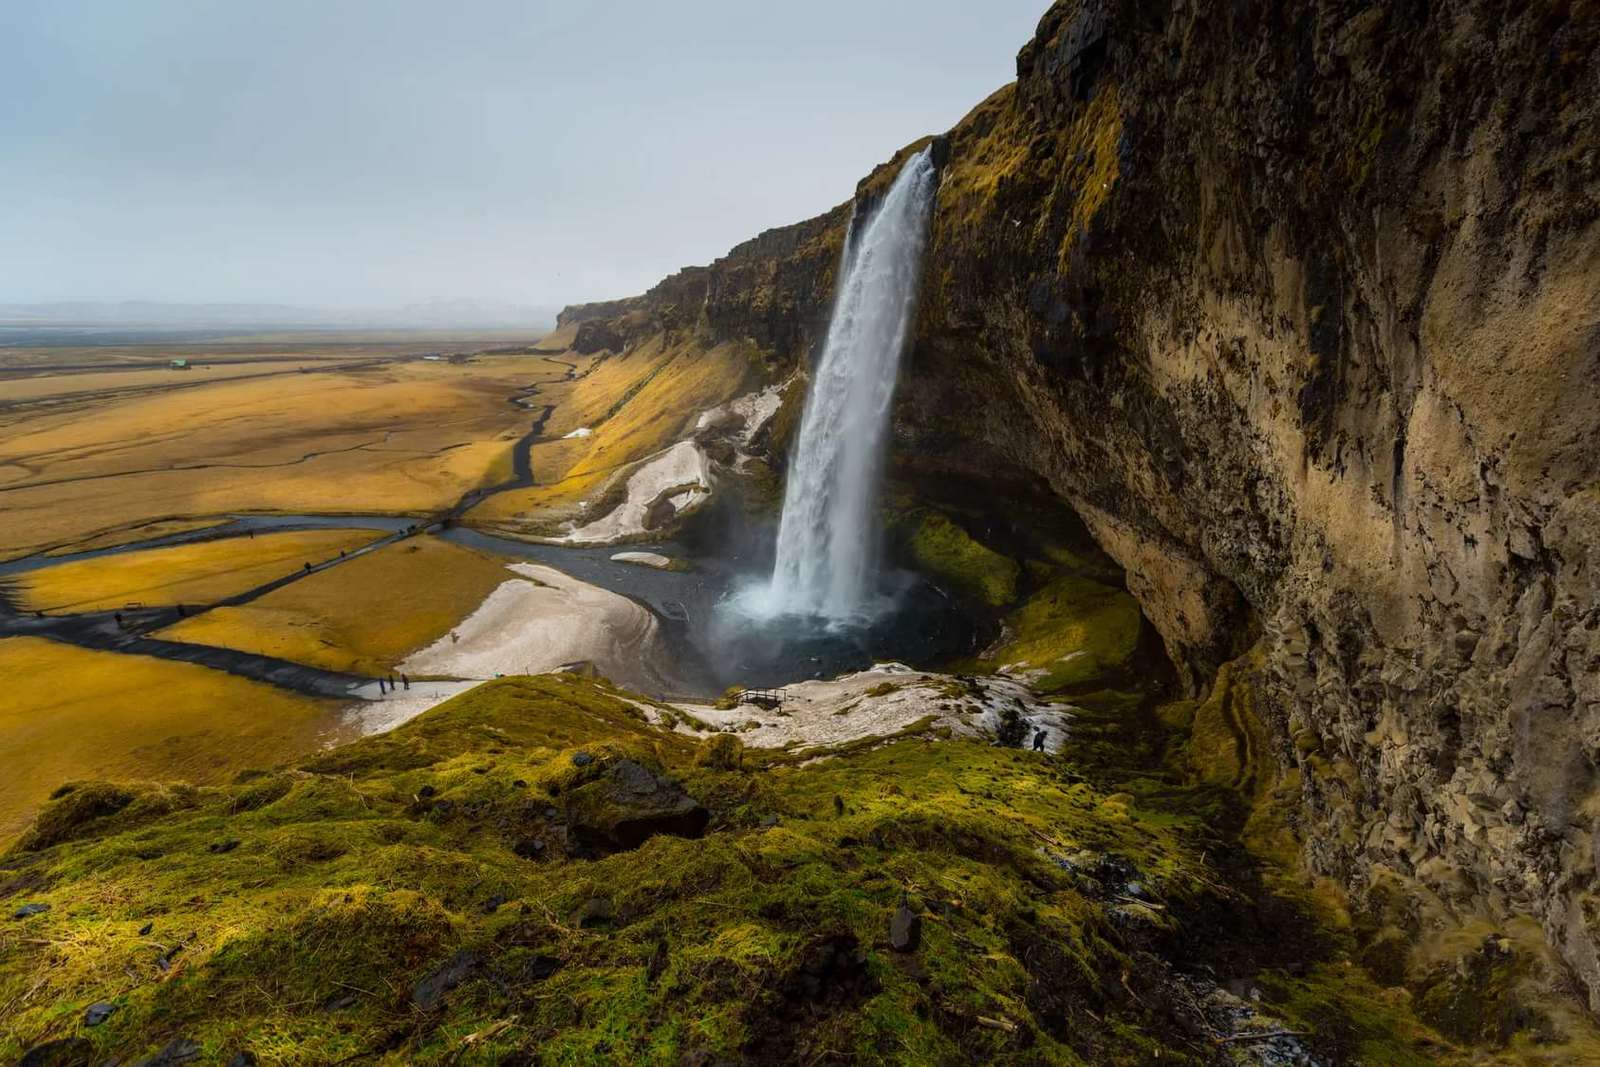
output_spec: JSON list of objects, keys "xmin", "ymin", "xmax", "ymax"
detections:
[
  {"xmin": 412, "ymin": 948, "xmax": 480, "ymax": 1013},
  {"xmin": 555, "ymin": 0, "xmax": 1600, "ymax": 1010},
  {"xmin": 17, "ymin": 1038, "xmax": 92, "ymax": 1067},
  {"xmin": 564, "ymin": 758, "xmax": 709, "ymax": 853}
]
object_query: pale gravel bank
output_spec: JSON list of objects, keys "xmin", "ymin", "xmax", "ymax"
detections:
[
  {"xmin": 399, "ymin": 563, "xmax": 679, "ymax": 693},
  {"xmin": 645, "ymin": 662, "xmax": 1074, "ymax": 754}
]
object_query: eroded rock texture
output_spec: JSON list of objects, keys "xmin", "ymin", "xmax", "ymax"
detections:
[{"xmin": 558, "ymin": 0, "xmax": 1600, "ymax": 1005}]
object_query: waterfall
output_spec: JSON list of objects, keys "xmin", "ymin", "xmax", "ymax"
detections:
[{"xmin": 758, "ymin": 147, "xmax": 938, "ymax": 622}]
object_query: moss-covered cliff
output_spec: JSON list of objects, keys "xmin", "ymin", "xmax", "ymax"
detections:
[{"xmin": 538, "ymin": 0, "xmax": 1600, "ymax": 1028}]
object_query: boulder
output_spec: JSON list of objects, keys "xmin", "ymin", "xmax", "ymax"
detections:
[
  {"xmin": 889, "ymin": 904, "xmax": 922, "ymax": 952},
  {"xmin": 565, "ymin": 759, "xmax": 708, "ymax": 853}
]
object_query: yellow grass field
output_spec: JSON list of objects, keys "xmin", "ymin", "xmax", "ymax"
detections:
[
  {"xmin": 158, "ymin": 536, "xmax": 514, "ymax": 674},
  {"xmin": 0, "ymin": 637, "xmax": 344, "ymax": 845},
  {"xmin": 471, "ymin": 338, "xmax": 760, "ymax": 524},
  {"xmin": 0, "ymin": 361, "xmax": 309, "ymax": 407},
  {"xmin": 15, "ymin": 529, "xmax": 378, "ymax": 612},
  {"xmin": 41, "ymin": 517, "xmax": 228, "ymax": 557},
  {"xmin": 0, "ymin": 354, "xmax": 566, "ymax": 559}
]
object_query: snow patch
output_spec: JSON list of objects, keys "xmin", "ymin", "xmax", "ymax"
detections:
[{"xmin": 558, "ymin": 440, "xmax": 711, "ymax": 544}]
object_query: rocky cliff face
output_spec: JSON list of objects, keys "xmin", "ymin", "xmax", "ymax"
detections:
[{"xmin": 558, "ymin": 0, "xmax": 1600, "ymax": 1009}]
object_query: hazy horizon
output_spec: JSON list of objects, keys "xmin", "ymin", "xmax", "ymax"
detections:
[{"xmin": 1, "ymin": 1, "xmax": 1043, "ymax": 311}]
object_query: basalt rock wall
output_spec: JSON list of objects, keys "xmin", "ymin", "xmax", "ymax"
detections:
[{"xmin": 558, "ymin": 0, "xmax": 1600, "ymax": 1005}]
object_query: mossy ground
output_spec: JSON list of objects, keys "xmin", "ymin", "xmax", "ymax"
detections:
[
  {"xmin": 889, "ymin": 508, "xmax": 1020, "ymax": 609},
  {"xmin": 973, "ymin": 575, "xmax": 1143, "ymax": 693},
  {"xmin": 0, "ymin": 669, "xmax": 1512, "ymax": 1065}
]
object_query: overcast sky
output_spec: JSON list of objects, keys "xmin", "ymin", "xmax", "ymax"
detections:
[{"xmin": 0, "ymin": 1, "xmax": 1044, "ymax": 311}]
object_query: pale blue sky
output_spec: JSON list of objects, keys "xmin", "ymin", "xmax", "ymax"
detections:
[{"xmin": 0, "ymin": 1, "xmax": 1044, "ymax": 310}]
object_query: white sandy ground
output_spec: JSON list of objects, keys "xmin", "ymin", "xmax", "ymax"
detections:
[
  {"xmin": 400, "ymin": 563, "xmax": 678, "ymax": 691},
  {"xmin": 341, "ymin": 679, "xmax": 481, "ymax": 735},
  {"xmin": 636, "ymin": 662, "xmax": 1075, "ymax": 754},
  {"xmin": 335, "ymin": 562, "xmax": 681, "ymax": 738}
]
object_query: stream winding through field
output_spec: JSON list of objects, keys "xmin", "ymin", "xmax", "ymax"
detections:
[{"xmin": 0, "ymin": 352, "xmax": 971, "ymax": 705}]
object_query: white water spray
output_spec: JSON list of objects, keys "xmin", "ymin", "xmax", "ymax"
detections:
[{"xmin": 749, "ymin": 148, "xmax": 938, "ymax": 622}]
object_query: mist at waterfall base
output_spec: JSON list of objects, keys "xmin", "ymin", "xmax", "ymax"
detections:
[{"xmin": 705, "ymin": 148, "xmax": 962, "ymax": 687}]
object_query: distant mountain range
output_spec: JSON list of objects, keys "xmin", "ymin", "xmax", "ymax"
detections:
[{"xmin": 0, "ymin": 299, "xmax": 560, "ymax": 330}]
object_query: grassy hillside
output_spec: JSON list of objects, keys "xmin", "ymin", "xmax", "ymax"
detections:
[{"xmin": 2, "ymin": 673, "xmax": 1491, "ymax": 1065}]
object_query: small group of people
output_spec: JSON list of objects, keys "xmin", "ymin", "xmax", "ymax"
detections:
[{"xmin": 376, "ymin": 673, "xmax": 410, "ymax": 695}]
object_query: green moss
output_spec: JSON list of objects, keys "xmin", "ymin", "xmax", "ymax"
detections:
[
  {"xmin": 1256, "ymin": 961, "xmax": 1447, "ymax": 1066},
  {"xmin": 695, "ymin": 733, "xmax": 744, "ymax": 771},
  {"xmin": 892, "ymin": 508, "xmax": 1020, "ymax": 608},
  {"xmin": 0, "ymin": 673, "xmax": 1535, "ymax": 1064},
  {"xmin": 972, "ymin": 575, "xmax": 1142, "ymax": 693},
  {"xmin": 0, "ymin": 676, "xmax": 1231, "ymax": 1064}
]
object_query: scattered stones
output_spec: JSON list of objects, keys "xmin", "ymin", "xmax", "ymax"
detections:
[
  {"xmin": 134, "ymin": 1037, "xmax": 203, "ymax": 1065},
  {"xmin": 207, "ymin": 839, "xmax": 240, "ymax": 854},
  {"xmin": 412, "ymin": 949, "xmax": 480, "ymax": 1012},
  {"xmin": 84, "ymin": 1001, "xmax": 119, "ymax": 1026},
  {"xmin": 417, "ymin": 785, "xmax": 437, "ymax": 798},
  {"xmin": 889, "ymin": 904, "xmax": 922, "ymax": 952},
  {"xmin": 138, "ymin": 921, "xmax": 154, "ymax": 936},
  {"xmin": 12, "ymin": 902, "xmax": 50, "ymax": 919},
  {"xmin": 483, "ymin": 894, "xmax": 507, "ymax": 913},
  {"xmin": 571, "ymin": 751, "xmax": 595, "ymax": 767},
  {"xmin": 225, "ymin": 1054, "xmax": 258, "ymax": 1067},
  {"xmin": 323, "ymin": 993, "xmax": 358, "ymax": 1012},
  {"xmin": 513, "ymin": 838, "xmax": 546, "ymax": 859}
]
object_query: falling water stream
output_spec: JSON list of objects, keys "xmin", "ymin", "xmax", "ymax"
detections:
[{"xmin": 743, "ymin": 147, "xmax": 939, "ymax": 624}]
